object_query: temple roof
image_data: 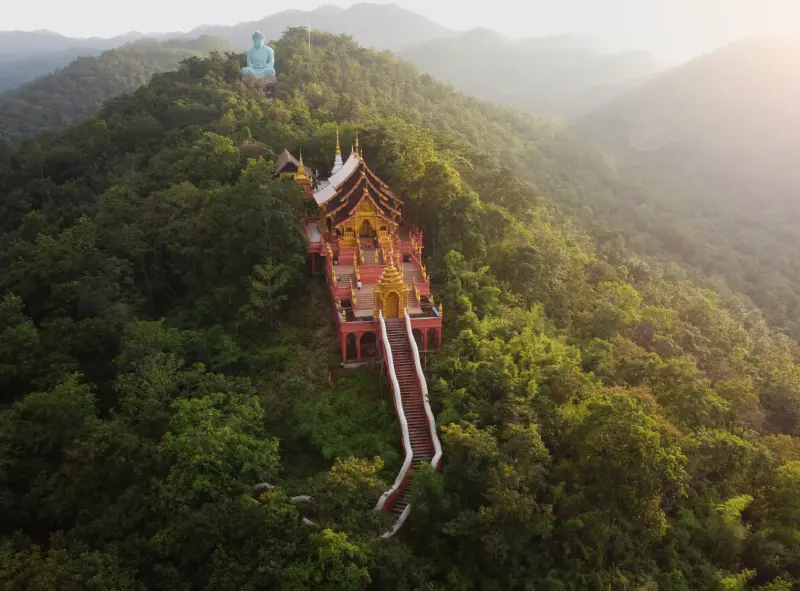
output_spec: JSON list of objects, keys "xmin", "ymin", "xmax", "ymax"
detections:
[
  {"xmin": 276, "ymin": 148, "xmax": 315, "ymax": 185},
  {"xmin": 275, "ymin": 149, "xmax": 300, "ymax": 174},
  {"xmin": 315, "ymin": 153, "xmax": 404, "ymax": 226}
]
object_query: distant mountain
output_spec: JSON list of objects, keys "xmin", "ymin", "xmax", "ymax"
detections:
[
  {"xmin": 0, "ymin": 3, "xmax": 453, "ymax": 94},
  {"xmin": 401, "ymin": 29, "xmax": 660, "ymax": 119},
  {"xmin": 0, "ymin": 36, "xmax": 236, "ymax": 143},
  {"xmin": 185, "ymin": 3, "xmax": 456, "ymax": 51},
  {"xmin": 0, "ymin": 30, "xmax": 186, "ymax": 93},
  {"xmin": 0, "ymin": 30, "xmax": 153, "ymax": 58},
  {"xmin": 581, "ymin": 37, "xmax": 800, "ymax": 189},
  {"xmin": 0, "ymin": 48, "xmax": 104, "ymax": 92}
]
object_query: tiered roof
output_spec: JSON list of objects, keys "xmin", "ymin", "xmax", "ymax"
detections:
[
  {"xmin": 275, "ymin": 149, "xmax": 301, "ymax": 175},
  {"xmin": 275, "ymin": 149, "xmax": 315, "ymax": 185},
  {"xmin": 315, "ymin": 152, "xmax": 404, "ymax": 227}
]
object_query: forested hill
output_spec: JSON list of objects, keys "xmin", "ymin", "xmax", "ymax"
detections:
[
  {"xmin": 565, "ymin": 37, "xmax": 800, "ymax": 338},
  {"xmin": 188, "ymin": 2, "xmax": 455, "ymax": 52},
  {"xmin": 0, "ymin": 47, "xmax": 106, "ymax": 93},
  {"xmin": 2, "ymin": 27, "xmax": 800, "ymax": 590},
  {"xmin": 401, "ymin": 29, "xmax": 660, "ymax": 119},
  {"xmin": 0, "ymin": 36, "xmax": 236, "ymax": 143}
]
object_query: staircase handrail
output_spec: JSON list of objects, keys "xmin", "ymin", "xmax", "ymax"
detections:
[
  {"xmin": 405, "ymin": 309, "xmax": 443, "ymax": 471},
  {"xmin": 375, "ymin": 311, "xmax": 414, "ymax": 514}
]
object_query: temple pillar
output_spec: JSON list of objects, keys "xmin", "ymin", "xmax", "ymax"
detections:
[
  {"xmin": 356, "ymin": 333, "xmax": 362, "ymax": 361},
  {"xmin": 341, "ymin": 333, "xmax": 347, "ymax": 362},
  {"xmin": 422, "ymin": 330, "xmax": 428, "ymax": 351}
]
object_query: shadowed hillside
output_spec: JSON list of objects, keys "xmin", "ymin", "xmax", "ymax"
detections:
[
  {"xmin": 0, "ymin": 36, "xmax": 236, "ymax": 142},
  {"xmin": 0, "ymin": 48, "xmax": 105, "ymax": 92}
]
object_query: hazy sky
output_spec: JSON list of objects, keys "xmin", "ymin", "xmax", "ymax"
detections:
[{"xmin": 5, "ymin": 0, "xmax": 800, "ymax": 61}]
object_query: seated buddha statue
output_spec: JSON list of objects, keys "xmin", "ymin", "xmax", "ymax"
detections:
[{"xmin": 241, "ymin": 31, "xmax": 276, "ymax": 78}]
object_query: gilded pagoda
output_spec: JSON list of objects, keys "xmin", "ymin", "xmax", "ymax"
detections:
[{"xmin": 293, "ymin": 131, "xmax": 442, "ymax": 362}]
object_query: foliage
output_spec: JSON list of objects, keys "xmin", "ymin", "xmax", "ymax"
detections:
[
  {"xmin": 0, "ymin": 36, "xmax": 236, "ymax": 143},
  {"xmin": 0, "ymin": 27, "xmax": 799, "ymax": 590}
]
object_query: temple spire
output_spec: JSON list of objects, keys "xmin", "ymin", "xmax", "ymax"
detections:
[
  {"xmin": 353, "ymin": 133, "xmax": 359, "ymax": 155},
  {"xmin": 331, "ymin": 125, "xmax": 344, "ymax": 174},
  {"xmin": 296, "ymin": 149, "xmax": 309, "ymax": 180}
]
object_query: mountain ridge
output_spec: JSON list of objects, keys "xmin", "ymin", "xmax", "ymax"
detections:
[
  {"xmin": 0, "ymin": 36, "xmax": 237, "ymax": 142},
  {"xmin": 401, "ymin": 29, "xmax": 660, "ymax": 118},
  {"xmin": 581, "ymin": 36, "xmax": 800, "ymax": 187}
]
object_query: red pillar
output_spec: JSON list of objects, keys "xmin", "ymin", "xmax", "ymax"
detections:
[
  {"xmin": 341, "ymin": 333, "xmax": 347, "ymax": 362},
  {"xmin": 356, "ymin": 332, "xmax": 362, "ymax": 361}
]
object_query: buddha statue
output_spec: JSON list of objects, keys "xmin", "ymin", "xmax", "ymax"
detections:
[{"xmin": 241, "ymin": 31, "xmax": 276, "ymax": 78}]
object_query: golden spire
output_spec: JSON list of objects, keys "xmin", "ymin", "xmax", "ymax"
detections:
[
  {"xmin": 296, "ymin": 149, "xmax": 309, "ymax": 180},
  {"xmin": 335, "ymin": 125, "xmax": 341, "ymax": 158},
  {"xmin": 373, "ymin": 255, "xmax": 409, "ymax": 319},
  {"xmin": 354, "ymin": 133, "xmax": 359, "ymax": 154}
]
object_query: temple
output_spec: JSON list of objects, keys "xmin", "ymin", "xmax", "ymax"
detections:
[
  {"xmin": 274, "ymin": 148, "xmax": 314, "ymax": 197},
  {"xmin": 284, "ymin": 133, "xmax": 443, "ymax": 536},
  {"xmin": 297, "ymin": 135, "xmax": 443, "ymax": 363}
]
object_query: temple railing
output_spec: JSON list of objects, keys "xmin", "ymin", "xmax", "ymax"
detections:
[
  {"xmin": 405, "ymin": 308, "xmax": 442, "ymax": 471},
  {"xmin": 331, "ymin": 283, "xmax": 350, "ymax": 302},
  {"xmin": 375, "ymin": 311, "xmax": 414, "ymax": 523}
]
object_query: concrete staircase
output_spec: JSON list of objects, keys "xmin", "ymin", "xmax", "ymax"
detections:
[
  {"xmin": 383, "ymin": 319, "xmax": 435, "ymax": 519},
  {"xmin": 353, "ymin": 285, "xmax": 375, "ymax": 318},
  {"xmin": 403, "ymin": 262, "xmax": 424, "ymax": 313},
  {"xmin": 336, "ymin": 269, "xmax": 354, "ymax": 287}
]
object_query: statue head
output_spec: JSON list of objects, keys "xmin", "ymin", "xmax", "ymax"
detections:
[{"xmin": 252, "ymin": 31, "xmax": 265, "ymax": 48}]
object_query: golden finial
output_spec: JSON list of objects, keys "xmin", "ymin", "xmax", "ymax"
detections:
[
  {"xmin": 297, "ymin": 150, "xmax": 306, "ymax": 179},
  {"xmin": 354, "ymin": 133, "xmax": 359, "ymax": 154},
  {"xmin": 335, "ymin": 125, "xmax": 341, "ymax": 157},
  {"xmin": 296, "ymin": 148, "xmax": 308, "ymax": 179}
]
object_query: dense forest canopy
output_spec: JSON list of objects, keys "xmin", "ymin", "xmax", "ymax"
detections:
[
  {"xmin": 570, "ymin": 37, "xmax": 800, "ymax": 338},
  {"xmin": 1, "ymin": 28, "xmax": 800, "ymax": 590},
  {"xmin": 0, "ymin": 36, "xmax": 236, "ymax": 143},
  {"xmin": 0, "ymin": 48, "xmax": 105, "ymax": 93}
]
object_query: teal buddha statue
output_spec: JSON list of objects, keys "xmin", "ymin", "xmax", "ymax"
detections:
[{"xmin": 241, "ymin": 31, "xmax": 275, "ymax": 77}]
